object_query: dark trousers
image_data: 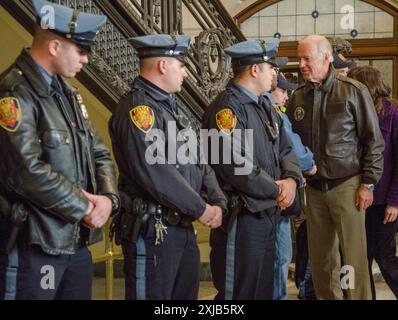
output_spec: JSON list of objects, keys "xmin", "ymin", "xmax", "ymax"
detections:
[
  {"xmin": 210, "ymin": 208, "xmax": 276, "ymax": 300},
  {"xmin": 0, "ymin": 244, "xmax": 92, "ymax": 300},
  {"xmin": 366, "ymin": 204, "xmax": 398, "ymax": 299},
  {"xmin": 122, "ymin": 216, "xmax": 200, "ymax": 300},
  {"xmin": 295, "ymin": 220, "xmax": 316, "ymax": 299}
]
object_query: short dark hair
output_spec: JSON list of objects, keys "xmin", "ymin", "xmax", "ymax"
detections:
[{"xmin": 232, "ymin": 63, "xmax": 265, "ymax": 79}]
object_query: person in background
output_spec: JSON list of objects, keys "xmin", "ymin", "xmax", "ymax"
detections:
[
  {"xmin": 264, "ymin": 72, "xmax": 316, "ymax": 300},
  {"xmin": 349, "ymin": 66, "xmax": 398, "ymax": 300},
  {"xmin": 332, "ymin": 52, "xmax": 357, "ymax": 77}
]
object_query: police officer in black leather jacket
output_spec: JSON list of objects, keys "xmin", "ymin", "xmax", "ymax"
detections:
[
  {"xmin": 0, "ymin": 0, "xmax": 118, "ymax": 300},
  {"xmin": 109, "ymin": 34, "xmax": 227, "ymax": 300}
]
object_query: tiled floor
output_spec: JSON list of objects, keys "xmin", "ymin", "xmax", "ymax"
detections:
[{"xmin": 92, "ymin": 277, "xmax": 396, "ymax": 300}]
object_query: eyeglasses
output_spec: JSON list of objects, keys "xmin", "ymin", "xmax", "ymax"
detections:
[{"xmin": 272, "ymin": 66, "xmax": 280, "ymax": 74}]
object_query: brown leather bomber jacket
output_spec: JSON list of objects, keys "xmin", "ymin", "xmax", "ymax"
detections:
[{"xmin": 287, "ymin": 66, "xmax": 384, "ymax": 187}]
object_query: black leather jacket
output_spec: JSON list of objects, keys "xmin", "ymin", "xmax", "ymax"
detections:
[
  {"xmin": 0, "ymin": 50, "xmax": 118, "ymax": 255},
  {"xmin": 287, "ymin": 66, "xmax": 384, "ymax": 188}
]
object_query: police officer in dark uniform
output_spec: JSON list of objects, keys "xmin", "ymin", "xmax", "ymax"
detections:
[
  {"xmin": 109, "ymin": 34, "xmax": 227, "ymax": 300},
  {"xmin": 0, "ymin": 0, "xmax": 119, "ymax": 300},
  {"xmin": 202, "ymin": 39, "xmax": 302, "ymax": 300}
]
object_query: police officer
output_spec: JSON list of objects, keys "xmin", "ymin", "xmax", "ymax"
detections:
[
  {"xmin": 202, "ymin": 39, "xmax": 302, "ymax": 300},
  {"xmin": 0, "ymin": 0, "xmax": 119, "ymax": 300},
  {"xmin": 109, "ymin": 34, "xmax": 227, "ymax": 300}
]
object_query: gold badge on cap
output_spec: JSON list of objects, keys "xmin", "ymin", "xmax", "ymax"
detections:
[
  {"xmin": 294, "ymin": 106, "xmax": 305, "ymax": 122},
  {"xmin": 216, "ymin": 108, "xmax": 237, "ymax": 135},
  {"xmin": 130, "ymin": 105, "xmax": 155, "ymax": 134}
]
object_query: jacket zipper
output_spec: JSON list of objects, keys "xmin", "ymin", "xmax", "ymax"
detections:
[{"xmin": 54, "ymin": 94, "xmax": 80, "ymax": 186}]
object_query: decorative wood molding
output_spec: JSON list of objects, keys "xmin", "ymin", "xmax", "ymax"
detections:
[{"xmin": 0, "ymin": 0, "xmax": 246, "ymax": 117}]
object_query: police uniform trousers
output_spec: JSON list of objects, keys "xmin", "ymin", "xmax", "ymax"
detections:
[
  {"xmin": 122, "ymin": 216, "xmax": 200, "ymax": 300},
  {"xmin": 0, "ymin": 243, "xmax": 92, "ymax": 300},
  {"xmin": 210, "ymin": 207, "xmax": 277, "ymax": 300},
  {"xmin": 306, "ymin": 175, "xmax": 372, "ymax": 300}
]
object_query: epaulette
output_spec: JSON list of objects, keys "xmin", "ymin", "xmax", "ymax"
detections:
[
  {"xmin": 0, "ymin": 66, "xmax": 25, "ymax": 92},
  {"xmin": 336, "ymin": 74, "xmax": 367, "ymax": 90}
]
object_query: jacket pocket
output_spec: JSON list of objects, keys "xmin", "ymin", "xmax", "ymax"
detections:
[
  {"xmin": 41, "ymin": 130, "xmax": 70, "ymax": 149},
  {"xmin": 325, "ymin": 142, "xmax": 356, "ymax": 158},
  {"xmin": 326, "ymin": 102, "xmax": 346, "ymax": 115},
  {"xmin": 40, "ymin": 130, "xmax": 74, "ymax": 178},
  {"xmin": 324, "ymin": 142, "xmax": 360, "ymax": 178}
]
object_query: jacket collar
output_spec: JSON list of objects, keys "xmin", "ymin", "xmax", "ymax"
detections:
[
  {"xmin": 133, "ymin": 76, "xmax": 170, "ymax": 102},
  {"xmin": 304, "ymin": 64, "xmax": 335, "ymax": 94},
  {"xmin": 228, "ymin": 81, "xmax": 259, "ymax": 106},
  {"xmin": 15, "ymin": 49, "xmax": 53, "ymax": 97},
  {"xmin": 15, "ymin": 49, "xmax": 76, "ymax": 98}
]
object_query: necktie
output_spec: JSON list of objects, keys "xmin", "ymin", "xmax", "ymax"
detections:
[{"xmin": 51, "ymin": 78, "xmax": 77, "ymax": 125}]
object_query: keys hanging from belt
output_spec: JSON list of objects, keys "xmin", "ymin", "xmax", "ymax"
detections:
[{"xmin": 154, "ymin": 212, "xmax": 168, "ymax": 245}]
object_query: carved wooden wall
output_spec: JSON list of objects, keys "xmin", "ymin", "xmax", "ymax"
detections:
[{"xmin": 0, "ymin": 0, "xmax": 246, "ymax": 123}]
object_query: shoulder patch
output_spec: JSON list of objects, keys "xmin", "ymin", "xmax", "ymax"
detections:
[
  {"xmin": 294, "ymin": 106, "xmax": 305, "ymax": 121},
  {"xmin": 0, "ymin": 97, "xmax": 22, "ymax": 132},
  {"xmin": 216, "ymin": 108, "xmax": 237, "ymax": 135},
  {"xmin": 130, "ymin": 105, "xmax": 155, "ymax": 133}
]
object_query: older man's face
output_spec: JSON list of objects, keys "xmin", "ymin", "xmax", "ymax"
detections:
[{"xmin": 297, "ymin": 42, "xmax": 330, "ymax": 83}]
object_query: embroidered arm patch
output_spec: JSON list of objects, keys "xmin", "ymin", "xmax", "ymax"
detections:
[
  {"xmin": 216, "ymin": 108, "xmax": 237, "ymax": 135},
  {"xmin": 0, "ymin": 97, "xmax": 22, "ymax": 132},
  {"xmin": 130, "ymin": 105, "xmax": 155, "ymax": 133}
]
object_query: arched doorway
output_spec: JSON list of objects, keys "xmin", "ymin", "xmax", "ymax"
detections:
[{"xmin": 234, "ymin": 0, "xmax": 398, "ymax": 97}]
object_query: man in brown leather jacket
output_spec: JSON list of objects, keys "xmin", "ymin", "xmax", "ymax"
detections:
[
  {"xmin": 0, "ymin": 0, "xmax": 118, "ymax": 299},
  {"xmin": 287, "ymin": 35, "xmax": 384, "ymax": 300}
]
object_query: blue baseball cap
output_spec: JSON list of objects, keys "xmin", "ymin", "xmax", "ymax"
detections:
[{"xmin": 277, "ymin": 74, "xmax": 298, "ymax": 91}]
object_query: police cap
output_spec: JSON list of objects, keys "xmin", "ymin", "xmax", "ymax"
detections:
[
  {"xmin": 32, "ymin": 0, "xmax": 107, "ymax": 53},
  {"xmin": 129, "ymin": 34, "xmax": 191, "ymax": 62},
  {"xmin": 224, "ymin": 38, "xmax": 286, "ymax": 68}
]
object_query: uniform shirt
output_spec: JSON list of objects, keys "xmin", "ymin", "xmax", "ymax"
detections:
[
  {"xmin": 109, "ymin": 76, "xmax": 226, "ymax": 218},
  {"xmin": 202, "ymin": 81, "xmax": 302, "ymax": 213}
]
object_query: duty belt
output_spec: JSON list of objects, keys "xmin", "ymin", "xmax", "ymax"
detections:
[{"xmin": 133, "ymin": 198, "xmax": 193, "ymax": 227}]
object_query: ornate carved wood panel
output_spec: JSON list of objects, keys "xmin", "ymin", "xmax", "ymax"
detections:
[{"xmin": 0, "ymin": 0, "xmax": 246, "ymax": 118}]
